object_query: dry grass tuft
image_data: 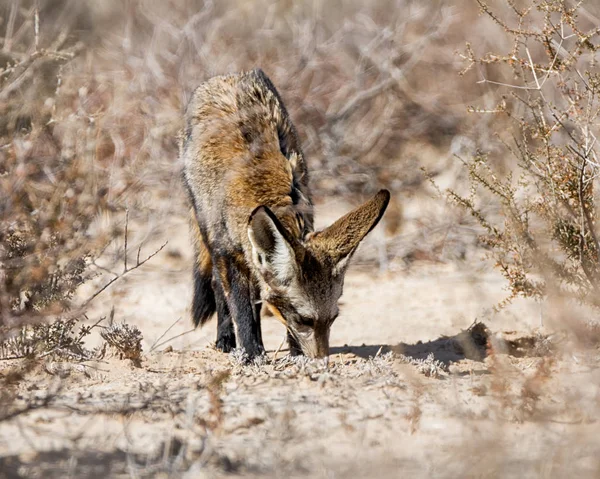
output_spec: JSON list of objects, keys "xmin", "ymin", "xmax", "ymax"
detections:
[
  {"xmin": 100, "ymin": 321, "xmax": 143, "ymax": 363},
  {"xmin": 398, "ymin": 352, "xmax": 448, "ymax": 378}
]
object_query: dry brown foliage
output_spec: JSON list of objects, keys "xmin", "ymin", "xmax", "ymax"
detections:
[{"xmin": 451, "ymin": 1, "xmax": 600, "ymax": 314}]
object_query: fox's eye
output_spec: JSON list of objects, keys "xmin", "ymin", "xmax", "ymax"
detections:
[{"xmin": 297, "ymin": 317, "xmax": 315, "ymax": 328}]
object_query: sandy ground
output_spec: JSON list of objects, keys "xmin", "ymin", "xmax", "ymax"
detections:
[{"xmin": 2, "ymin": 199, "xmax": 600, "ymax": 478}]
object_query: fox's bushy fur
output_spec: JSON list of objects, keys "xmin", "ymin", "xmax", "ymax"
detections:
[{"xmin": 181, "ymin": 69, "xmax": 389, "ymax": 359}]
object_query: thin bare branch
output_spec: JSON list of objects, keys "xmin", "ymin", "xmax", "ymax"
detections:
[
  {"xmin": 81, "ymin": 241, "xmax": 167, "ymax": 309},
  {"xmin": 149, "ymin": 316, "xmax": 182, "ymax": 352}
]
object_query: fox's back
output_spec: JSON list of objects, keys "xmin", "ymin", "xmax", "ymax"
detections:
[{"xmin": 181, "ymin": 69, "xmax": 312, "ymax": 245}]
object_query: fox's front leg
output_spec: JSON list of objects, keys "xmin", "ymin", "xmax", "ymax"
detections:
[
  {"xmin": 211, "ymin": 275, "xmax": 236, "ymax": 352},
  {"xmin": 215, "ymin": 257, "xmax": 265, "ymax": 360}
]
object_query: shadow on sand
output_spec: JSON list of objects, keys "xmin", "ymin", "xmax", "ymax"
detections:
[{"xmin": 330, "ymin": 322, "xmax": 550, "ymax": 367}]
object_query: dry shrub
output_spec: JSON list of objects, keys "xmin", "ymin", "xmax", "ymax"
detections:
[
  {"xmin": 100, "ymin": 321, "xmax": 143, "ymax": 362},
  {"xmin": 0, "ymin": 317, "xmax": 94, "ymax": 360},
  {"xmin": 0, "ymin": 109, "xmax": 110, "ymax": 324},
  {"xmin": 0, "ymin": 1, "xmax": 119, "ymax": 336},
  {"xmin": 0, "ymin": 1, "xmax": 173, "ymax": 359},
  {"xmin": 451, "ymin": 1, "xmax": 600, "ymax": 315},
  {"xmin": 397, "ymin": 352, "xmax": 448, "ymax": 378},
  {"xmin": 0, "ymin": 5, "xmax": 162, "ymax": 440}
]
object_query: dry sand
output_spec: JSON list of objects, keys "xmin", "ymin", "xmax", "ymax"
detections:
[{"xmin": 2, "ymin": 199, "xmax": 600, "ymax": 478}]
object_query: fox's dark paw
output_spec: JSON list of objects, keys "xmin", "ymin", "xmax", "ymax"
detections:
[
  {"xmin": 244, "ymin": 345, "xmax": 266, "ymax": 363},
  {"xmin": 230, "ymin": 345, "xmax": 266, "ymax": 365},
  {"xmin": 215, "ymin": 335, "xmax": 236, "ymax": 353},
  {"xmin": 289, "ymin": 345, "xmax": 304, "ymax": 356}
]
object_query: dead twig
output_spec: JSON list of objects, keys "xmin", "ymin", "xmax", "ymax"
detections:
[
  {"xmin": 81, "ymin": 212, "xmax": 168, "ymax": 308},
  {"xmin": 149, "ymin": 316, "xmax": 182, "ymax": 353}
]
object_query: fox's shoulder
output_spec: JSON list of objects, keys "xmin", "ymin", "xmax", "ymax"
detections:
[
  {"xmin": 186, "ymin": 69, "xmax": 288, "ymax": 119},
  {"xmin": 185, "ymin": 72, "xmax": 239, "ymax": 121},
  {"xmin": 181, "ymin": 69, "xmax": 313, "ymax": 230}
]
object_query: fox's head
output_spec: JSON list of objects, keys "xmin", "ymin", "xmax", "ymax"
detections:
[{"xmin": 248, "ymin": 189, "xmax": 390, "ymax": 358}]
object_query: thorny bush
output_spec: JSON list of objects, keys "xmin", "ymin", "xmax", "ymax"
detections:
[
  {"xmin": 0, "ymin": 1, "xmax": 158, "ymax": 361},
  {"xmin": 452, "ymin": 1, "xmax": 600, "ymax": 312},
  {"xmin": 0, "ymin": 2, "xmax": 115, "ymax": 333}
]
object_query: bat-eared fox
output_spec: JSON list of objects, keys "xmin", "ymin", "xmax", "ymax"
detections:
[{"xmin": 181, "ymin": 69, "xmax": 389, "ymax": 361}]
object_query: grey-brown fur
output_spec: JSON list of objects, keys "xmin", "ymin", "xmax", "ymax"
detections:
[{"xmin": 181, "ymin": 69, "xmax": 389, "ymax": 359}]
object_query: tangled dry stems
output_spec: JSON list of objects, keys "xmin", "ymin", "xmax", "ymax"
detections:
[{"xmin": 450, "ymin": 1, "xmax": 600, "ymax": 317}]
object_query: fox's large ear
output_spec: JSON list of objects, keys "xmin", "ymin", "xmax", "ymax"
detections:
[
  {"xmin": 311, "ymin": 189, "xmax": 390, "ymax": 273},
  {"xmin": 248, "ymin": 206, "xmax": 301, "ymax": 285}
]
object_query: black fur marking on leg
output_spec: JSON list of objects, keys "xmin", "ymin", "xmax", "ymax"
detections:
[
  {"xmin": 252, "ymin": 287, "xmax": 263, "ymax": 347},
  {"xmin": 225, "ymin": 261, "xmax": 265, "ymax": 360},
  {"xmin": 213, "ymin": 276, "xmax": 236, "ymax": 352}
]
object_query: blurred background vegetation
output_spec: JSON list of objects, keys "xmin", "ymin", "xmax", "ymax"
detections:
[{"xmin": 1, "ymin": 0, "xmax": 599, "ymax": 341}]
